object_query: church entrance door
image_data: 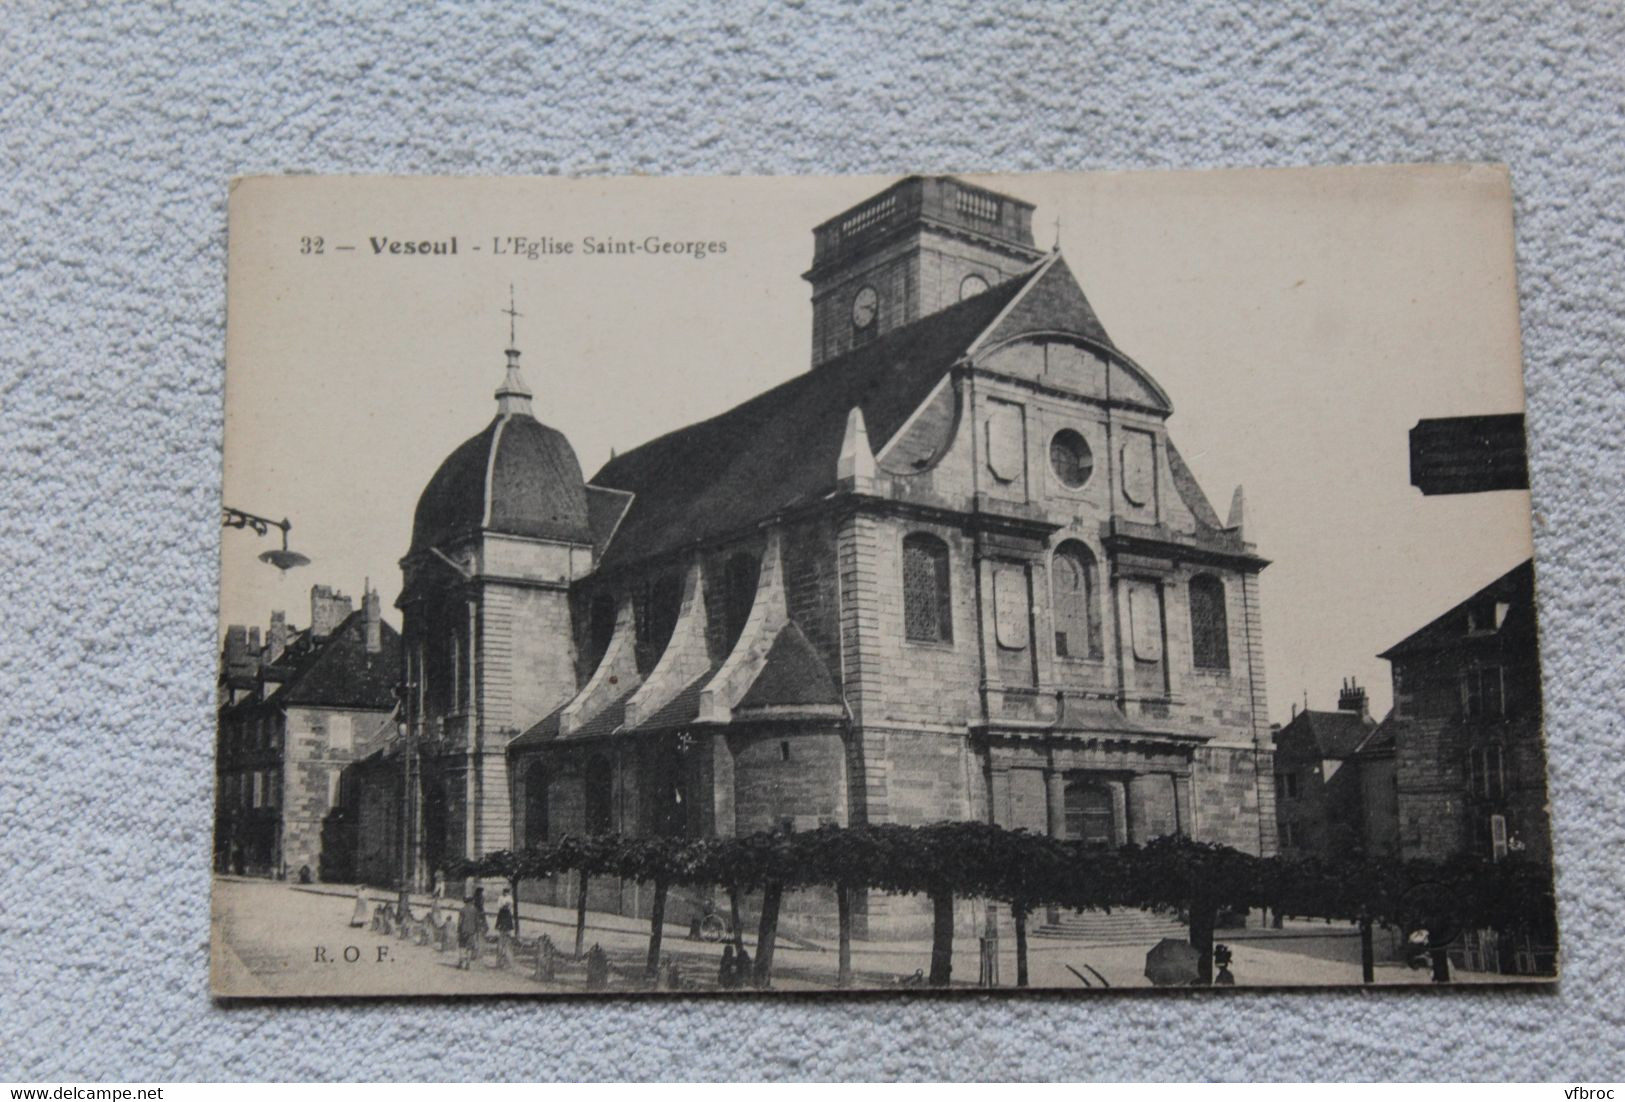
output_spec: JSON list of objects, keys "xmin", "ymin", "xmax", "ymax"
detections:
[{"xmin": 1064, "ymin": 780, "xmax": 1117, "ymax": 848}]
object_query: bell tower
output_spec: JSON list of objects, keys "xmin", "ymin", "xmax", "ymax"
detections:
[{"xmin": 803, "ymin": 175, "xmax": 1046, "ymax": 368}]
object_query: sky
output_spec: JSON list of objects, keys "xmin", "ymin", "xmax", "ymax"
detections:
[{"xmin": 220, "ymin": 166, "xmax": 1534, "ymax": 725}]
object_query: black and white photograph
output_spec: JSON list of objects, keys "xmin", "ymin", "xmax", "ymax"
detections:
[{"xmin": 211, "ymin": 167, "xmax": 1556, "ymax": 999}]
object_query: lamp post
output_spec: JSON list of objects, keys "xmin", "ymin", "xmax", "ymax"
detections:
[
  {"xmin": 397, "ymin": 715, "xmax": 415, "ymax": 921},
  {"xmin": 221, "ymin": 506, "xmax": 311, "ymax": 571}
]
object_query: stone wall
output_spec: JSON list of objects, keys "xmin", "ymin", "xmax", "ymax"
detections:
[
  {"xmin": 476, "ymin": 580, "xmax": 580, "ymax": 856},
  {"xmin": 729, "ymin": 724, "xmax": 848, "ymax": 834},
  {"xmin": 279, "ymin": 705, "xmax": 383, "ymax": 880},
  {"xmin": 1191, "ymin": 744, "xmax": 1268, "ymax": 854}
]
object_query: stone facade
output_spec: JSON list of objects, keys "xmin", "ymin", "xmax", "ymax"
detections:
[
  {"xmin": 1271, "ymin": 684, "xmax": 1381, "ymax": 860},
  {"xmin": 1382, "ymin": 560, "xmax": 1549, "ymax": 865},
  {"xmin": 377, "ymin": 176, "xmax": 1276, "ymax": 939},
  {"xmin": 215, "ymin": 584, "xmax": 399, "ymax": 881}
]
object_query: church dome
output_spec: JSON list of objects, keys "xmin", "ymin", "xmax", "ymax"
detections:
[{"xmin": 409, "ymin": 349, "xmax": 592, "ymax": 554}]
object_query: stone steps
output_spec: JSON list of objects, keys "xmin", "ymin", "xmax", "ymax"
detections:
[{"xmin": 1032, "ymin": 908, "xmax": 1189, "ymax": 945}]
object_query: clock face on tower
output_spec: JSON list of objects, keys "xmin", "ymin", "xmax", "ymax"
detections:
[{"xmin": 851, "ymin": 285, "xmax": 878, "ymax": 329}]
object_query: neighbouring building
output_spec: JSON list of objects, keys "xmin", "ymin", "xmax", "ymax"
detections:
[
  {"xmin": 1378, "ymin": 557, "xmax": 1555, "ymax": 973},
  {"xmin": 215, "ymin": 583, "xmax": 401, "ymax": 881},
  {"xmin": 382, "ymin": 175, "xmax": 1276, "ymax": 937},
  {"xmin": 1271, "ymin": 679, "xmax": 1385, "ymax": 859},
  {"xmin": 1379, "ymin": 559, "xmax": 1550, "ymax": 866}
]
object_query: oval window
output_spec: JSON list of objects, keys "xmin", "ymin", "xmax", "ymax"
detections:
[{"xmin": 1049, "ymin": 429, "xmax": 1094, "ymax": 489}]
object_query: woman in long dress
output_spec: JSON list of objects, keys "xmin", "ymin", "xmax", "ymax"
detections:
[
  {"xmin": 456, "ymin": 895, "xmax": 482, "ymax": 969},
  {"xmin": 349, "ymin": 885, "xmax": 370, "ymax": 928}
]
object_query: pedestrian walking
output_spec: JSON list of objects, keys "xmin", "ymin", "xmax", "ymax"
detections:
[
  {"xmin": 496, "ymin": 888, "xmax": 515, "ymax": 936},
  {"xmin": 349, "ymin": 885, "xmax": 370, "ymax": 928},
  {"xmin": 495, "ymin": 887, "xmax": 516, "ymax": 960},
  {"xmin": 718, "ymin": 943, "xmax": 737, "ymax": 989},
  {"xmin": 735, "ymin": 944, "xmax": 752, "ymax": 988},
  {"xmin": 457, "ymin": 893, "xmax": 481, "ymax": 969}
]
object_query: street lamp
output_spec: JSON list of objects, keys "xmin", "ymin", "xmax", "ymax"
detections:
[
  {"xmin": 222, "ymin": 506, "xmax": 311, "ymax": 571},
  {"xmin": 397, "ymin": 715, "xmax": 415, "ymax": 921}
]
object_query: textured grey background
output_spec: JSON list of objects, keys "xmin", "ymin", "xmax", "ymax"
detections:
[{"xmin": 2, "ymin": 0, "xmax": 1622, "ymax": 1082}]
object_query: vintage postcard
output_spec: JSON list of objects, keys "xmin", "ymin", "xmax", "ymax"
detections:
[{"xmin": 213, "ymin": 167, "xmax": 1556, "ymax": 998}]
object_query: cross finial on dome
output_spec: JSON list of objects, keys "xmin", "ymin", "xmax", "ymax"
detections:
[
  {"xmin": 502, "ymin": 283, "xmax": 523, "ymax": 350},
  {"xmin": 1051, "ymin": 211, "xmax": 1062, "ymax": 252},
  {"xmin": 495, "ymin": 284, "xmax": 534, "ymax": 416}
]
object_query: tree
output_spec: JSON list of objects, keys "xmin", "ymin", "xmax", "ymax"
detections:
[{"xmin": 553, "ymin": 834, "xmax": 617, "ymax": 958}]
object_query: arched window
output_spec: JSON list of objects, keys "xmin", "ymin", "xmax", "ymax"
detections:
[
  {"xmin": 523, "ymin": 762, "xmax": 549, "ymax": 848},
  {"xmin": 1052, "ymin": 541, "xmax": 1103, "ymax": 659},
  {"xmin": 902, "ymin": 533, "xmax": 952, "ymax": 644},
  {"xmin": 634, "ymin": 574, "xmax": 682, "ymax": 673},
  {"xmin": 585, "ymin": 756, "xmax": 614, "ymax": 835},
  {"xmin": 722, "ymin": 552, "xmax": 760, "ymax": 651},
  {"xmin": 1189, "ymin": 574, "xmax": 1230, "ymax": 670},
  {"xmin": 655, "ymin": 742, "xmax": 688, "ymax": 838}
]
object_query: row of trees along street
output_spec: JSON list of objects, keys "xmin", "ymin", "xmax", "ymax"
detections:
[{"xmin": 449, "ymin": 823, "xmax": 1555, "ymax": 988}]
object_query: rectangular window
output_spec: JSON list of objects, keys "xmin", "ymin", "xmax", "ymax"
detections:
[
  {"xmin": 1280, "ymin": 821, "xmax": 1299, "ymax": 848},
  {"xmin": 1490, "ymin": 814, "xmax": 1509, "ymax": 860},
  {"xmin": 1469, "ymin": 745, "xmax": 1506, "ymax": 799},
  {"xmin": 1482, "ymin": 667, "xmax": 1504, "ymax": 717},
  {"xmin": 903, "ymin": 535, "xmax": 953, "ymax": 644},
  {"xmin": 1462, "ymin": 666, "xmax": 1505, "ymax": 719},
  {"xmin": 450, "ymin": 631, "xmax": 461, "ymax": 712},
  {"xmin": 1275, "ymin": 772, "xmax": 1299, "ymax": 800}
]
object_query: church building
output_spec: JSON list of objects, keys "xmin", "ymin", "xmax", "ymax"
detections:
[{"xmin": 391, "ymin": 175, "xmax": 1275, "ymax": 936}]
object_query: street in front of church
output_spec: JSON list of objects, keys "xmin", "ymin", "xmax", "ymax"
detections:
[{"xmin": 210, "ymin": 876, "xmax": 1511, "ymax": 997}]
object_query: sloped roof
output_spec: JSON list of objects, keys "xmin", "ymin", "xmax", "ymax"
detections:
[
  {"xmin": 972, "ymin": 252, "xmax": 1123, "ymax": 361},
  {"xmin": 222, "ymin": 611, "xmax": 401, "ymax": 715},
  {"xmin": 410, "ymin": 412, "xmax": 592, "ymax": 554},
  {"xmin": 1353, "ymin": 713, "xmax": 1401, "ymax": 757},
  {"xmin": 509, "ymin": 702, "xmax": 566, "ymax": 750},
  {"xmin": 737, "ymin": 622, "xmax": 843, "ymax": 711},
  {"xmin": 586, "ymin": 266, "xmax": 1042, "ymax": 571},
  {"xmin": 584, "ymin": 484, "xmax": 634, "ymax": 559},
  {"xmin": 633, "ymin": 667, "xmax": 720, "ymax": 732},
  {"xmin": 1379, "ymin": 559, "xmax": 1536, "ymax": 660},
  {"xmin": 279, "ymin": 612, "xmax": 401, "ymax": 710},
  {"xmin": 1165, "ymin": 439, "xmax": 1226, "ymax": 531},
  {"xmin": 1274, "ymin": 709, "xmax": 1375, "ymax": 759}
]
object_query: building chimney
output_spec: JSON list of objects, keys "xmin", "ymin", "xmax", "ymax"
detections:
[
  {"xmin": 310, "ymin": 584, "xmax": 353, "ymax": 639},
  {"xmin": 1338, "ymin": 677, "xmax": 1370, "ymax": 720},
  {"xmin": 247, "ymin": 626, "xmax": 261, "ymax": 656},
  {"xmin": 266, "ymin": 610, "xmax": 288, "ymax": 664},
  {"xmin": 223, "ymin": 625, "xmax": 251, "ymax": 678},
  {"xmin": 363, "ymin": 582, "xmax": 382, "ymax": 655}
]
